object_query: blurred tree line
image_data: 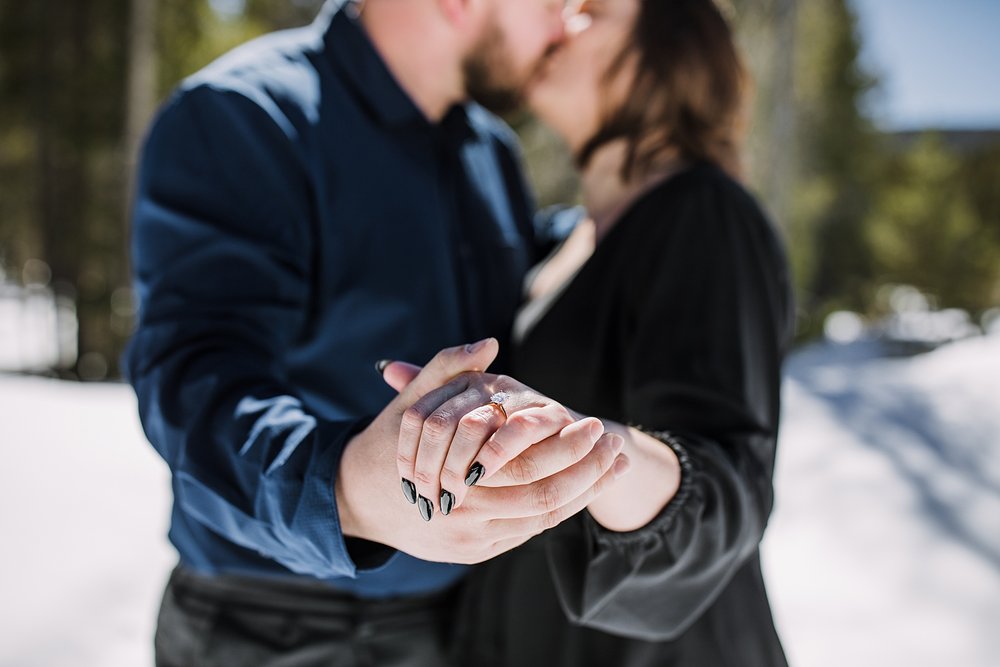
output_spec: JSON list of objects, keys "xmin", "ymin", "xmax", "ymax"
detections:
[{"xmin": 0, "ymin": 0, "xmax": 997, "ymax": 380}]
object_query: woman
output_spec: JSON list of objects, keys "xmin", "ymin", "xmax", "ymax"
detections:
[{"xmin": 393, "ymin": 0, "xmax": 794, "ymax": 664}]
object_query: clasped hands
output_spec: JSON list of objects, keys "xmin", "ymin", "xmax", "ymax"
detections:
[{"xmin": 336, "ymin": 337, "xmax": 631, "ymax": 565}]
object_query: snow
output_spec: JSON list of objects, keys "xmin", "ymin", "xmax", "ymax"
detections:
[
  {"xmin": 0, "ymin": 379, "xmax": 174, "ymax": 667},
  {"xmin": 762, "ymin": 334, "xmax": 1000, "ymax": 667},
  {"xmin": 1, "ymin": 334, "xmax": 998, "ymax": 666}
]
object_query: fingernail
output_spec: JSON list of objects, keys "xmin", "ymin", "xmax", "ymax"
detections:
[
  {"xmin": 401, "ymin": 478, "xmax": 417, "ymax": 504},
  {"xmin": 417, "ymin": 495, "xmax": 434, "ymax": 521},
  {"xmin": 440, "ymin": 489, "xmax": 455, "ymax": 516},
  {"xmin": 375, "ymin": 359, "xmax": 392, "ymax": 375},
  {"xmin": 589, "ymin": 420, "xmax": 604, "ymax": 441},
  {"xmin": 609, "ymin": 434, "xmax": 625, "ymax": 453},
  {"xmin": 613, "ymin": 456, "xmax": 631, "ymax": 479},
  {"xmin": 465, "ymin": 462, "xmax": 485, "ymax": 487},
  {"xmin": 465, "ymin": 338, "xmax": 491, "ymax": 354}
]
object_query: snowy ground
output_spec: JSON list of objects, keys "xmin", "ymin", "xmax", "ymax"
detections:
[{"xmin": 1, "ymin": 335, "xmax": 998, "ymax": 667}]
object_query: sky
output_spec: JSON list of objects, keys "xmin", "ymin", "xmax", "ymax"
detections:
[
  {"xmin": 205, "ymin": 0, "xmax": 1000, "ymax": 131},
  {"xmin": 850, "ymin": 0, "xmax": 1000, "ymax": 130}
]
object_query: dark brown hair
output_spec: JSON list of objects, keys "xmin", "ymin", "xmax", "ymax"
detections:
[{"xmin": 578, "ymin": 0, "xmax": 749, "ymax": 181}]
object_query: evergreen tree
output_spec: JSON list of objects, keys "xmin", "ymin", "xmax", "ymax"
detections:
[
  {"xmin": 790, "ymin": 0, "xmax": 880, "ymax": 334},
  {"xmin": 867, "ymin": 134, "xmax": 1000, "ymax": 315}
]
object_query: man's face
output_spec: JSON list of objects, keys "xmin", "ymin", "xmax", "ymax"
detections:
[{"xmin": 463, "ymin": 0, "xmax": 566, "ymax": 113}]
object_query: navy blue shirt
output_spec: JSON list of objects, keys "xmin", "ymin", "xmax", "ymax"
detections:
[{"xmin": 125, "ymin": 2, "xmax": 539, "ymax": 598}]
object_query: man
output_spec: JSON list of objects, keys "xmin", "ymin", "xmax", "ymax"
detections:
[{"xmin": 126, "ymin": 0, "xmax": 626, "ymax": 664}]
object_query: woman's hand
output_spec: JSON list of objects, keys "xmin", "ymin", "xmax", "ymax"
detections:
[
  {"xmin": 384, "ymin": 415, "xmax": 628, "ymax": 564},
  {"xmin": 384, "ymin": 351, "xmax": 630, "ymax": 522}
]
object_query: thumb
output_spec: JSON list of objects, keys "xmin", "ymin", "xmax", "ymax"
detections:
[
  {"xmin": 397, "ymin": 337, "xmax": 499, "ymax": 403},
  {"xmin": 380, "ymin": 360, "xmax": 421, "ymax": 393}
]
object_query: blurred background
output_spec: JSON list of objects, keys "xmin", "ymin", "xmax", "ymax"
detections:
[
  {"xmin": 1, "ymin": 0, "xmax": 999, "ymax": 377},
  {"xmin": 1, "ymin": 0, "xmax": 998, "ymax": 665}
]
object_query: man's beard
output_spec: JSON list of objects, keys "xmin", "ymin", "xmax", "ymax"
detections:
[{"xmin": 462, "ymin": 22, "xmax": 530, "ymax": 114}]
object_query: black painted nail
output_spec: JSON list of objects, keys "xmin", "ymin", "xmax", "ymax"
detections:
[
  {"xmin": 401, "ymin": 478, "xmax": 417, "ymax": 504},
  {"xmin": 440, "ymin": 489, "xmax": 455, "ymax": 516},
  {"xmin": 464, "ymin": 462, "xmax": 485, "ymax": 487},
  {"xmin": 375, "ymin": 359, "xmax": 392, "ymax": 375},
  {"xmin": 417, "ymin": 495, "xmax": 433, "ymax": 522}
]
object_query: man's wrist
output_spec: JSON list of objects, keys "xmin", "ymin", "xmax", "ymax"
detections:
[
  {"xmin": 335, "ymin": 426, "xmax": 402, "ymax": 571},
  {"xmin": 335, "ymin": 431, "xmax": 368, "ymax": 540}
]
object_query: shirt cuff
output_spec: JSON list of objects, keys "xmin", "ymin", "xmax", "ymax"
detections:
[{"xmin": 316, "ymin": 414, "xmax": 401, "ymax": 577}]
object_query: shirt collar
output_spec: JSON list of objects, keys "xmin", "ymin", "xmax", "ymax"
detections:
[{"xmin": 317, "ymin": 1, "xmax": 431, "ymax": 129}]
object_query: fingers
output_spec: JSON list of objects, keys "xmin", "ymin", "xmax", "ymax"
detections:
[
  {"xmin": 396, "ymin": 338, "xmax": 498, "ymax": 406},
  {"xmin": 435, "ymin": 402, "xmax": 506, "ymax": 512},
  {"xmin": 493, "ymin": 443, "xmax": 629, "ymax": 541},
  {"xmin": 397, "ymin": 375, "xmax": 470, "ymax": 504},
  {"xmin": 467, "ymin": 430, "xmax": 625, "ymax": 521},
  {"xmin": 380, "ymin": 360, "xmax": 421, "ymax": 393},
  {"xmin": 411, "ymin": 387, "xmax": 490, "ymax": 518},
  {"xmin": 476, "ymin": 417, "xmax": 601, "ymax": 488},
  {"xmin": 389, "ymin": 338, "xmax": 497, "ymax": 515},
  {"xmin": 466, "ymin": 408, "xmax": 592, "ymax": 490}
]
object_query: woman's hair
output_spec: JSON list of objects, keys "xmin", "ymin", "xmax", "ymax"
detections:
[{"xmin": 578, "ymin": 0, "xmax": 750, "ymax": 181}]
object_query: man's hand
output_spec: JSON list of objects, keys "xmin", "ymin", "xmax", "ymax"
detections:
[{"xmin": 335, "ymin": 339, "xmax": 629, "ymax": 565}]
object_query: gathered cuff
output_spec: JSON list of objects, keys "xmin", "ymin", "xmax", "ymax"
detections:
[{"xmin": 584, "ymin": 428, "xmax": 697, "ymax": 550}]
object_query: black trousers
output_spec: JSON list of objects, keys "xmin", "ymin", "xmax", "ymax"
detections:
[{"xmin": 154, "ymin": 565, "xmax": 461, "ymax": 667}]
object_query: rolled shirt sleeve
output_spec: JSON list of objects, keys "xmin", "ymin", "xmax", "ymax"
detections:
[{"xmin": 125, "ymin": 85, "xmax": 377, "ymax": 580}]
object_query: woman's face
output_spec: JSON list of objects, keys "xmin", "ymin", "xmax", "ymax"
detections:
[{"xmin": 527, "ymin": 0, "xmax": 640, "ymax": 153}]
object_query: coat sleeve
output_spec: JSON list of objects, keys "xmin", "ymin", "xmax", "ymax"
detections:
[
  {"xmin": 544, "ymin": 174, "xmax": 795, "ymax": 641},
  {"xmin": 124, "ymin": 84, "xmax": 381, "ymax": 579}
]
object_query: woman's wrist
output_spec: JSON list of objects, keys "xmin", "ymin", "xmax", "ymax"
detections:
[{"xmin": 584, "ymin": 422, "xmax": 682, "ymax": 533}]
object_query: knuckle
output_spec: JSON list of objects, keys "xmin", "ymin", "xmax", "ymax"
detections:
[
  {"xmin": 594, "ymin": 472, "xmax": 611, "ymax": 495},
  {"xmin": 556, "ymin": 406, "xmax": 575, "ymax": 427},
  {"xmin": 401, "ymin": 406, "xmax": 427, "ymax": 430},
  {"xmin": 437, "ymin": 346, "xmax": 460, "ymax": 365},
  {"xmin": 440, "ymin": 466, "xmax": 465, "ymax": 489},
  {"xmin": 448, "ymin": 375, "xmax": 471, "ymax": 391},
  {"xmin": 588, "ymin": 454, "xmax": 607, "ymax": 481},
  {"xmin": 568, "ymin": 433, "xmax": 592, "ymax": 461},
  {"xmin": 598, "ymin": 440, "xmax": 618, "ymax": 470},
  {"xmin": 452, "ymin": 526, "xmax": 473, "ymax": 547},
  {"xmin": 457, "ymin": 411, "xmax": 492, "ymax": 438},
  {"xmin": 532, "ymin": 481, "xmax": 561, "ymax": 514},
  {"xmin": 505, "ymin": 454, "xmax": 539, "ymax": 485},
  {"xmin": 396, "ymin": 452, "xmax": 415, "ymax": 469},
  {"xmin": 539, "ymin": 508, "xmax": 563, "ymax": 531},
  {"xmin": 506, "ymin": 412, "xmax": 536, "ymax": 433},
  {"xmin": 481, "ymin": 438, "xmax": 508, "ymax": 463},
  {"xmin": 458, "ymin": 369, "xmax": 481, "ymax": 382},
  {"xmin": 423, "ymin": 412, "xmax": 453, "ymax": 438},
  {"xmin": 412, "ymin": 469, "xmax": 437, "ymax": 486},
  {"xmin": 587, "ymin": 473, "xmax": 610, "ymax": 500}
]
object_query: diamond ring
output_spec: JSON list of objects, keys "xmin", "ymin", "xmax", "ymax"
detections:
[{"xmin": 487, "ymin": 391, "xmax": 509, "ymax": 419}]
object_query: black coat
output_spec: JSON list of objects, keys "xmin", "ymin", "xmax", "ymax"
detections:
[{"xmin": 453, "ymin": 163, "xmax": 795, "ymax": 667}]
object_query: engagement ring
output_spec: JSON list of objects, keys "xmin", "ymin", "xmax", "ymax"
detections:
[{"xmin": 488, "ymin": 391, "xmax": 509, "ymax": 419}]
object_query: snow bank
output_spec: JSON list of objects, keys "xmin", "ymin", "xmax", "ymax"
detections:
[
  {"xmin": 763, "ymin": 334, "xmax": 1000, "ymax": 667},
  {"xmin": 0, "ymin": 333, "xmax": 998, "ymax": 666},
  {"xmin": 0, "ymin": 378, "xmax": 173, "ymax": 667}
]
